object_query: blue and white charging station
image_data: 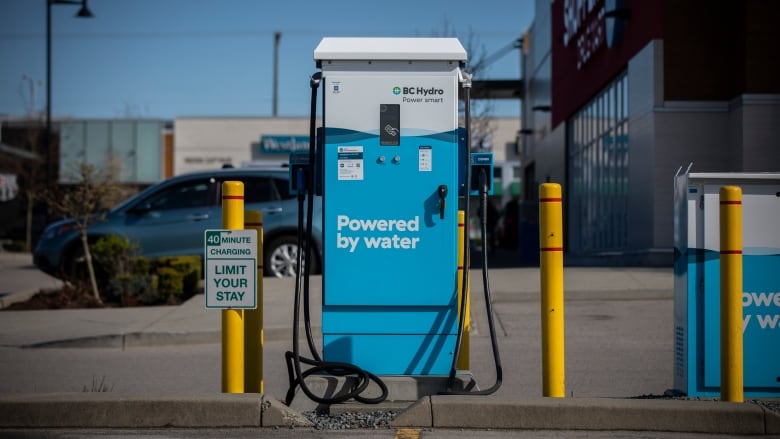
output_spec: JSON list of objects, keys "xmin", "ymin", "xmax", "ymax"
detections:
[
  {"xmin": 673, "ymin": 169, "xmax": 780, "ymax": 397},
  {"xmin": 314, "ymin": 38, "xmax": 466, "ymax": 376}
]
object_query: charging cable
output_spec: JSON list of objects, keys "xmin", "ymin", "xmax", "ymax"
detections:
[
  {"xmin": 443, "ymin": 70, "xmax": 503, "ymax": 395},
  {"xmin": 284, "ymin": 72, "xmax": 388, "ymax": 406}
]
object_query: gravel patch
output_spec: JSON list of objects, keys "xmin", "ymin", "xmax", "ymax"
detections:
[
  {"xmin": 303, "ymin": 410, "xmax": 398, "ymax": 430},
  {"xmin": 301, "ymin": 394, "xmax": 779, "ymax": 430}
]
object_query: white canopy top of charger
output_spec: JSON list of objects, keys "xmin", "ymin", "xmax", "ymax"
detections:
[{"xmin": 314, "ymin": 37, "xmax": 466, "ymax": 62}]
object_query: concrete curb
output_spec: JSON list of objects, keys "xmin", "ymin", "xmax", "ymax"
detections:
[
  {"xmin": 25, "ymin": 331, "xmax": 222, "ymax": 349},
  {"xmin": 393, "ymin": 396, "xmax": 780, "ymax": 435},
  {"xmin": 0, "ymin": 393, "xmax": 311, "ymax": 429},
  {"xmin": 1, "ymin": 393, "xmax": 778, "ymax": 434},
  {"xmin": 22, "ymin": 327, "xmax": 301, "ymax": 349}
]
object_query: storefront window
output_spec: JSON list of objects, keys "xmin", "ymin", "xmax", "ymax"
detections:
[{"xmin": 567, "ymin": 72, "xmax": 629, "ymax": 253}]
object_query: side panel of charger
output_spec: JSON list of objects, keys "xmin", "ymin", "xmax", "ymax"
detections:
[{"xmin": 315, "ymin": 38, "xmax": 466, "ymax": 375}]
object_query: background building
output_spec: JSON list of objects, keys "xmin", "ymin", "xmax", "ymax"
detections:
[
  {"xmin": 1, "ymin": 112, "xmax": 521, "ymax": 247},
  {"xmin": 58, "ymin": 119, "xmax": 169, "ymax": 184},
  {"xmin": 521, "ymin": 0, "xmax": 780, "ymax": 265},
  {"xmin": 174, "ymin": 116, "xmax": 523, "ymax": 203}
]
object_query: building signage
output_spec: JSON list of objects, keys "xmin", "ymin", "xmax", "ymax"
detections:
[
  {"xmin": 562, "ymin": 0, "xmax": 606, "ymax": 70},
  {"xmin": 258, "ymin": 135, "xmax": 309, "ymax": 154},
  {"xmin": 204, "ymin": 229, "xmax": 257, "ymax": 309}
]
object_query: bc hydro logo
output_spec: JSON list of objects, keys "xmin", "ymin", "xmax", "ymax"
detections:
[{"xmin": 393, "ymin": 86, "xmax": 445, "ymax": 96}]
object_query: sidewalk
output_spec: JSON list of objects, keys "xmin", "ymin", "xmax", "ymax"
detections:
[
  {"xmin": 0, "ymin": 251, "xmax": 778, "ymax": 434},
  {"xmin": 0, "ymin": 252, "xmax": 62, "ymax": 309},
  {"xmin": 0, "ymin": 256, "xmax": 672, "ymax": 349},
  {"xmin": 0, "ymin": 249, "xmax": 673, "ymax": 347}
]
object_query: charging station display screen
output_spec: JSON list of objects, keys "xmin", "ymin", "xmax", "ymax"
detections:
[{"xmin": 380, "ymin": 104, "xmax": 401, "ymax": 146}]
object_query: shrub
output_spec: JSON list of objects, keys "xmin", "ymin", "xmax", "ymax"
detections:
[
  {"xmin": 155, "ymin": 266, "xmax": 183, "ymax": 304},
  {"xmin": 108, "ymin": 274, "xmax": 156, "ymax": 306},
  {"xmin": 85, "ymin": 236, "xmax": 202, "ymax": 306},
  {"xmin": 91, "ymin": 235, "xmax": 147, "ymax": 303},
  {"xmin": 132, "ymin": 257, "xmax": 152, "ymax": 276},
  {"xmin": 92, "ymin": 235, "xmax": 136, "ymax": 277},
  {"xmin": 154, "ymin": 256, "xmax": 202, "ymax": 301}
]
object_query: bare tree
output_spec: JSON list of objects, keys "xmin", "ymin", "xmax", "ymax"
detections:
[
  {"xmin": 21, "ymin": 125, "xmax": 45, "ymax": 252},
  {"xmin": 44, "ymin": 160, "xmax": 123, "ymax": 304},
  {"xmin": 427, "ymin": 20, "xmax": 498, "ymax": 151}
]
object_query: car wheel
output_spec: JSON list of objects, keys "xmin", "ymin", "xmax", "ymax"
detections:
[{"xmin": 264, "ymin": 235, "xmax": 317, "ymax": 278}]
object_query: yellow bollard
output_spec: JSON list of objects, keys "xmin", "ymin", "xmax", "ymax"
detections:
[
  {"xmin": 539, "ymin": 183, "xmax": 565, "ymax": 398},
  {"xmin": 457, "ymin": 210, "xmax": 470, "ymax": 371},
  {"xmin": 244, "ymin": 210, "xmax": 264, "ymax": 394},
  {"xmin": 222, "ymin": 181, "xmax": 245, "ymax": 393},
  {"xmin": 720, "ymin": 186, "xmax": 744, "ymax": 403}
]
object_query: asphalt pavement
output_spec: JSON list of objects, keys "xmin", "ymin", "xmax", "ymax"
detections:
[{"xmin": 0, "ymin": 251, "xmax": 778, "ymax": 435}]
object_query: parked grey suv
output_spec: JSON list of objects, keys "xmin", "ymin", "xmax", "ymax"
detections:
[{"xmin": 33, "ymin": 167, "xmax": 322, "ymax": 279}]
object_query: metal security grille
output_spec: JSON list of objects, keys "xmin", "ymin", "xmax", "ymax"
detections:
[{"xmin": 567, "ymin": 72, "xmax": 629, "ymax": 254}]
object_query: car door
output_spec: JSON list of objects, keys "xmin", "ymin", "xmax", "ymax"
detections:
[{"xmin": 120, "ymin": 177, "xmax": 219, "ymax": 257}]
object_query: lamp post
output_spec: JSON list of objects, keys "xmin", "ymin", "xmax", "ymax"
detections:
[{"xmin": 45, "ymin": 0, "xmax": 93, "ymax": 192}]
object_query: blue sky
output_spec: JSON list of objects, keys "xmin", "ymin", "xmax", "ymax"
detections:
[{"xmin": 1, "ymin": 0, "xmax": 534, "ymax": 120}]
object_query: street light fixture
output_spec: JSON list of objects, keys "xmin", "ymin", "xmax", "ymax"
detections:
[
  {"xmin": 45, "ymin": 0, "xmax": 93, "ymax": 193},
  {"xmin": 75, "ymin": 1, "xmax": 94, "ymax": 17}
]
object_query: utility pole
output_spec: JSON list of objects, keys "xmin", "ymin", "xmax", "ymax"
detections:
[{"xmin": 273, "ymin": 31, "xmax": 281, "ymax": 117}]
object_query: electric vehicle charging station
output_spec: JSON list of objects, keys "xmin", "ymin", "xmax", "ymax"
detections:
[
  {"xmin": 316, "ymin": 38, "xmax": 465, "ymax": 376},
  {"xmin": 286, "ymin": 37, "xmax": 502, "ymax": 406},
  {"xmin": 673, "ymin": 170, "xmax": 780, "ymax": 397}
]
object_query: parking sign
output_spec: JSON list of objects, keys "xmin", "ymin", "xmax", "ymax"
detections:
[{"xmin": 204, "ymin": 229, "xmax": 257, "ymax": 309}]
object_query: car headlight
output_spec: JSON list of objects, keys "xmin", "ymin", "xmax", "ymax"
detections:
[{"xmin": 41, "ymin": 222, "xmax": 76, "ymax": 240}]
